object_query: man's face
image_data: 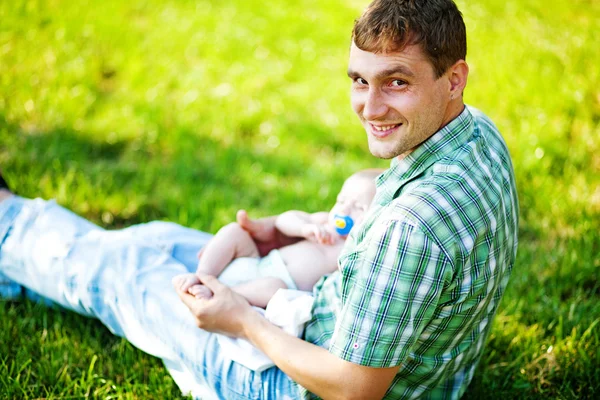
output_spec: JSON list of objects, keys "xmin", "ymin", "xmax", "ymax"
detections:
[{"xmin": 348, "ymin": 42, "xmax": 455, "ymax": 160}]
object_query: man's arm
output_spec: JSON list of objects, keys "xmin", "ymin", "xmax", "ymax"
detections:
[
  {"xmin": 246, "ymin": 307, "xmax": 399, "ymax": 400},
  {"xmin": 174, "ymin": 274, "xmax": 399, "ymax": 400}
]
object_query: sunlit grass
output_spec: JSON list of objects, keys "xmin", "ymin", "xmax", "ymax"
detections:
[{"xmin": 1, "ymin": 0, "xmax": 599, "ymax": 398}]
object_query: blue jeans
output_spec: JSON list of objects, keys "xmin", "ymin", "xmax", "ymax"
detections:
[{"xmin": 0, "ymin": 196, "xmax": 299, "ymax": 399}]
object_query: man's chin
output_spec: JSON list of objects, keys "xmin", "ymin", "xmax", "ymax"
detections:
[
  {"xmin": 367, "ymin": 142, "xmax": 399, "ymax": 160},
  {"xmin": 368, "ymin": 150, "xmax": 396, "ymax": 160}
]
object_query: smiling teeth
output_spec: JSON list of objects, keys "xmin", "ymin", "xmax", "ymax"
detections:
[{"xmin": 372, "ymin": 124, "xmax": 398, "ymax": 132}]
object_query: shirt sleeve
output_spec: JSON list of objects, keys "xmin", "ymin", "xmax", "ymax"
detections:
[{"xmin": 329, "ymin": 218, "xmax": 453, "ymax": 367}]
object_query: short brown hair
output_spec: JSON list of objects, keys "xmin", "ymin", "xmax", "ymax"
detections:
[{"xmin": 352, "ymin": 0, "xmax": 467, "ymax": 78}]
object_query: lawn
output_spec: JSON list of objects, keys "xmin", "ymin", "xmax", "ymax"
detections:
[{"xmin": 1, "ymin": 0, "xmax": 599, "ymax": 398}]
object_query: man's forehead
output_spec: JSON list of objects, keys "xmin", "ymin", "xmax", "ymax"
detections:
[{"xmin": 347, "ymin": 42, "xmax": 429, "ymax": 77}]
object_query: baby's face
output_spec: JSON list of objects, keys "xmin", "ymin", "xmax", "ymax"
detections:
[{"xmin": 329, "ymin": 176, "xmax": 376, "ymax": 229}]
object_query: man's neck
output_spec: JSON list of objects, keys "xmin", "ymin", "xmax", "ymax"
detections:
[
  {"xmin": 442, "ymin": 102, "xmax": 466, "ymax": 129},
  {"xmin": 395, "ymin": 103, "xmax": 466, "ymax": 162}
]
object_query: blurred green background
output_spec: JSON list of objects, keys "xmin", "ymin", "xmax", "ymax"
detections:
[{"xmin": 1, "ymin": 0, "xmax": 598, "ymax": 398}]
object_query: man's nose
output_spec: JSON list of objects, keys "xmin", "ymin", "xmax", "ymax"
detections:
[{"xmin": 362, "ymin": 88, "xmax": 388, "ymax": 121}]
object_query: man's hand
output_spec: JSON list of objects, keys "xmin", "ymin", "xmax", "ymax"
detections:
[
  {"xmin": 173, "ymin": 273, "xmax": 260, "ymax": 338},
  {"xmin": 173, "ymin": 274, "xmax": 398, "ymax": 399},
  {"xmin": 237, "ymin": 209, "xmax": 300, "ymax": 256},
  {"xmin": 188, "ymin": 283, "xmax": 214, "ymax": 299},
  {"xmin": 173, "ymin": 273, "xmax": 213, "ymax": 299}
]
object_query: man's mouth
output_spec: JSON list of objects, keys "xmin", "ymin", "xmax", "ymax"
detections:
[{"xmin": 368, "ymin": 123, "xmax": 402, "ymax": 138}]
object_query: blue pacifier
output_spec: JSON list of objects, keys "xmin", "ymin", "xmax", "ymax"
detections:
[{"xmin": 333, "ymin": 214, "xmax": 354, "ymax": 236}]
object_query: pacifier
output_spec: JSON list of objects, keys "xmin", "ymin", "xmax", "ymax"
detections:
[{"xmin": 333, "ymin": 214, "xmax": 354, "ymax": 236}]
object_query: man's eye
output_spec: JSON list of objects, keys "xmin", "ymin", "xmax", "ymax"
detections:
[
  {"xmin": 355, "ymin": 77, "xmax": 368, "ymax": 85},
  {"xmin": 391, "ymin": 79, "xmax": 407, "ymax": 87}
]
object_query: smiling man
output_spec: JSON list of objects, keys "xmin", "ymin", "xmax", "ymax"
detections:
[
  {"xmin": 176, "ymin": 0, "xmax": 519, "ymax": 399},
  {"xmin": 348, "ymin": 42, "xmax": 467, "ymax": 160},
  {"xmin": 0, "ymin": 0, "xmax": 518, "ymax": 399}
]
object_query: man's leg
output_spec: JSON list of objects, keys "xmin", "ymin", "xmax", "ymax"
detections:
[
  {"xmin": 0, "ymin": 271, "xmax": 22, "ymax": 300},
  {"xmin": 117, "ymin": 220, "xmax": 213, "ymax": 272},
  {"xmin": 111, "ymin": 221, "xmax": 301, "ymax": 399},
  {"xmin": 0, "ymin": 189, "xmax": 22, "ymax": 300},
  {"xmin": 0, "ymin": 196, "xmax": 299, "ymax": 399}
]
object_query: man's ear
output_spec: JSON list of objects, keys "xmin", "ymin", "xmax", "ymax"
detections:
[{"xmin": 447, "ymin": 60, "xmax": 469, "ymax": 98}]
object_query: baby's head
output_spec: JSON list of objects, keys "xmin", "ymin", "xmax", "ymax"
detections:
[{"xmin": 329, "ymin": 169, "xmax": 383, "ymax": 235}]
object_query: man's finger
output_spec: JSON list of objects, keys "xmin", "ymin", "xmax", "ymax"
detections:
[
  {"xmin": 175, "ymin": 286, "xmax": 203, "ymax": 314},
  {"xmin": 172, "ymin": 274, "xmax": 187, "ymax": 289},
  {"xmin": 197, "ymin": 273, "xmax": 227, "ymax": 293},
  {"xmin": 172, "ymin": 273, "xmax": 200, "ymax": 292}
]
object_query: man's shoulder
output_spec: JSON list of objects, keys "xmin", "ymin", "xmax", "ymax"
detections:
[
  {"xmin": 382, "ymin": 159, "xmax": 513, "ymax": 254},
  {"xmin": 466, "ymin": 105, "xmax": 513, "ymax": 159},
  {"xmin": 384, "ymin": 172, "xmax": 481, "ymax": 233},
  {"xmin": 369, "ymin": 105, "xmax": 518, "ymax": 252},
  {"xmin": 466, "ymin": 105, "xmax": 499, "ymax": 132}
]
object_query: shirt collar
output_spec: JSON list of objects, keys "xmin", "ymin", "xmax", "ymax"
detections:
[{"xmin": 374, "ymin": 106, "xmax": 475, "ymax": 205}]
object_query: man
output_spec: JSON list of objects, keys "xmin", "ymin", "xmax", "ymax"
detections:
[
  {"xmin": 174, "ymin": 0, "xmax": 518, "ymax": 398},
  {"xmin": 0, "ymin": 0, "xmax": 518, "ymax": 399}
]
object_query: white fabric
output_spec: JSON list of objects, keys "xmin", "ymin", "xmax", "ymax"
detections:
[
  {"xmin": 217, "ymin": 249, "xmax": 297, "ymax": 290},
  {"xmin": 217, "ymin": 289, "xmax": 315, "ymax": 371}
]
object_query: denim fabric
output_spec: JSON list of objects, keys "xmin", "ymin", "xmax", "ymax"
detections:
[
  {"xmin": 0, "ymin": 271, "xmax": 21, "ymax": 300},
  {"xmin": 0, "ymin": 196, "xmax": 299, "ymax": 399},
  {"xmin": 0, "ymin": 197, "xmax": 23, "ymax": 300}
]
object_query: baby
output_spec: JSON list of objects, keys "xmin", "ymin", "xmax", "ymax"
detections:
[{"xmin": 188, "ymin": 169, "xmax": 382, "ymax": 308}]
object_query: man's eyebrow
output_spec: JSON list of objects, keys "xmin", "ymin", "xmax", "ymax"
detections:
[
  {"xmin": 347, "ymin": 65, "xmax": 415, "ymax": 80},
  {"xmin": 347, "ymin": 69, "xmax": 360, "ymax": 79}
]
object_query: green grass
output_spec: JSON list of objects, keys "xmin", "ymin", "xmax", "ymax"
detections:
[{"xmin": 1, "ymin": 0, "xmax": 599, "ymax": 398}]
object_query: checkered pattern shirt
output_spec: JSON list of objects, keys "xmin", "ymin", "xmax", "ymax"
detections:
[{"xmin": 301, "ymin": 106, "xmax": 519, "ymax": 399}]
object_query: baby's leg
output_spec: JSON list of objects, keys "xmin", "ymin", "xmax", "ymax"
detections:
[
  {"xmin": 188, "ymin": 283, "xmax": 214, "ymax": 300},
  {"xmin": 196, "ymin": 222, "xmax": 259, "ymax": 276},
  {"xmin": 232, "ymin": 277, "xmax": 287, "ymax": 309}
]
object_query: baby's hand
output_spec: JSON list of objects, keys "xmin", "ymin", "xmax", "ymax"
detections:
[{"xmin": 301, "ymin": 223, "xmax": 336, "ymax": 245}]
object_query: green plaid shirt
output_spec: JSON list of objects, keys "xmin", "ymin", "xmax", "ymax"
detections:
[{"xmin": 301, "ymin": 106, "xmax": 519, "ymax": 399}]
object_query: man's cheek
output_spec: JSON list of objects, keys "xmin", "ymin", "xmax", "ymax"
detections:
[{"xmin": 350, "ymin": 97, "xmax": 365, "ymax": 118}]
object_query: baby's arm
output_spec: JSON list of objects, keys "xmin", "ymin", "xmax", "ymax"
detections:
[
  {"xmin": 275, "ymin": 211, "xmax": 334, "ymax": 244},
  {"xmin": 196, "ymin": 222, "xmax": 260, "ymax": 276}
]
